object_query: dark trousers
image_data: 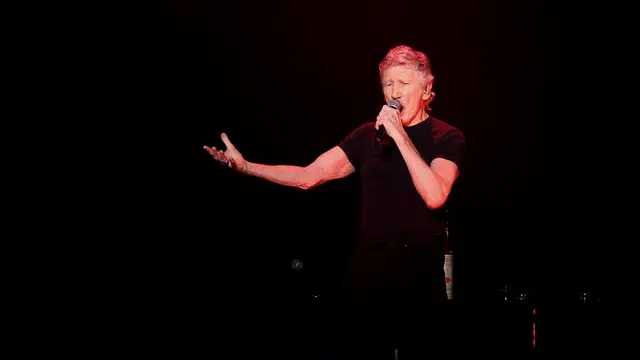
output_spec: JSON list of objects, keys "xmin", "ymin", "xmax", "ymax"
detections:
[{"xmin": 334, "ymin": 240, "xmax": 451, "ymax": 360}]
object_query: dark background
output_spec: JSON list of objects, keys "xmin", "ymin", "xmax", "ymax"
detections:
[{"xmin": 10, "ymin": 0, "xmax": 630, "ymax": 354}]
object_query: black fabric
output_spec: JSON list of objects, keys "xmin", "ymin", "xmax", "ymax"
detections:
[
  {"xmin": 338, "ymin": 116, "xmax": 466, "ymax": 244},
  {"xmin": 333, "ymin": 240, "xmax": 452, "ymax": 359},
  {"xmin": 332, "ymin": 116, "xmax": 465, "ymax": 358}
]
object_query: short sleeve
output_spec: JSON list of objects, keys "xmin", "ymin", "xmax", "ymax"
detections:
[
  {"xmin": 338, "ymin": 122, "xmax": 372, "ymax": 171},
  {"xmin": 434, "ymin": 128, "xmax": 466, "ymax": 168}
]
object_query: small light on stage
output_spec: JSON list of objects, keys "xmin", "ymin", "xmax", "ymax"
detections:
[{"xmin": 292, "ymin": 259, "xmax": 303, "ymax": 271}]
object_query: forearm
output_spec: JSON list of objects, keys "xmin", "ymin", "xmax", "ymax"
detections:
[
  {"xmin": 395, "ymin": 136, "xmax": 447, "ymax": 209},
  {"xmin": 244, "ymin": 161, "xmax": 315, "ymax": 190}
]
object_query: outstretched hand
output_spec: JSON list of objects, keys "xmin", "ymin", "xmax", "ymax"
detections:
[{"xmin": 203, "ymin": 133, "xmax": 247, "ymax": 173}]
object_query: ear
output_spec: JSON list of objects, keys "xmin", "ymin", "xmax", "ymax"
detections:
[{"xmin": 422, "ymin": 79, "xmax": 434, "ymax": 101}]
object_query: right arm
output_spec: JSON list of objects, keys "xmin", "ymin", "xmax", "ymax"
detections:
[
  {"xmin": 204, "ymin": 133, "xmax": 355, "ymax": 190},
  {"xmin": 245, "ymin": 146, "xmax": 355, "ymax": 190}
]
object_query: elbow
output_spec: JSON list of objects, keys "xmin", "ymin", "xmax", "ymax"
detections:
[
  {"xmin": 298, "ymin": 182, "xmax": 318, "ymax": 191},
  {"xmin": 424, "ymin": 191, "xmax": 448, "ymax": 210},
  {"xmin": 423, "ymin": 182, "xmax": 452, "ymax": 209},
  {"xmin": 425, "ymin": 198, "xmax": 446, "ymax": 210}
]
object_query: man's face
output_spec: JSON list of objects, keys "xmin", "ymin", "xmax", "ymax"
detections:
[{"xmin": 381, "ymin": 66, "xmax": 431, "ymax": 125}]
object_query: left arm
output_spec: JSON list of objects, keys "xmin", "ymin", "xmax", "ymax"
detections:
[{"xmin": 395, "ymin": 136, "xmax": 458, "ymax": 209}]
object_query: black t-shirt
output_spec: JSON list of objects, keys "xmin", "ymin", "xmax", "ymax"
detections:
[{"xmin": 338, "ymin": 116, "xmax": 466, "ymax": 245}]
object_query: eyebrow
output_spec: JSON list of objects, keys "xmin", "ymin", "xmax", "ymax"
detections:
[{"xmin": 382, "ymin": 78, "xmax": 409, "ymax": 83}]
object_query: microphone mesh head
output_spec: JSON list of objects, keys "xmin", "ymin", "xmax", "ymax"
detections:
[{"xmin": 388, "ymin": 99, "xmax": 403, "ymax": 111}]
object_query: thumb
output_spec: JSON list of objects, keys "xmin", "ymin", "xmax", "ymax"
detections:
[{"xmin": 220, "ymin": 133, "xmax": 236, "ymax": 150}]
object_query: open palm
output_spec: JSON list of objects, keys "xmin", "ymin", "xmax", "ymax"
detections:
[{"xmin": 203, "ymin": 133, "xmax": 247, "ymax": 173}]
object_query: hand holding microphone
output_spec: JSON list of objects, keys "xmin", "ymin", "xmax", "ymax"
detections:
[{"xmin": 376, "ymin": 99, "xmax": 404, "ymax": 144}]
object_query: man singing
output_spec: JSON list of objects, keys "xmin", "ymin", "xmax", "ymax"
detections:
[{"xmin": 204, "ymin": 45, "xmax": 466, "ymax": 359}]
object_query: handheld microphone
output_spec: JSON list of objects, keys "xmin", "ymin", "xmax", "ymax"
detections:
[{"xmin": 376, "ymin": 99, "xmax": 403, "ymax": 143}]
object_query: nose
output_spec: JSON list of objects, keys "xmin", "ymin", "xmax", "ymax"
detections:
[{"xmin": 391, "ymin": 85, "xmax": 402, "ymax": 99}]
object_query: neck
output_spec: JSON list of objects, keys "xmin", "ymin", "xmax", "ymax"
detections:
[{"xmin": 404, "ymin": 109, "xmax": 429, "ymax": 127}]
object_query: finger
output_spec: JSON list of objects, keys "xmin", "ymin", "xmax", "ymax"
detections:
[
  {"xmin": 220, "ymin": 133, "xmax": 236, "ymax": 151},
  {"xmin": 206, "ymin": 147, "xmax": 218, "ymax": 157},
  {"xmin": 382, "ymin": 106, "xmax": 397, "ymax": 118},
  {"xmin": 382, "ymin": 105, "xmax": 398, "ymax": 116},
  {"xmin": 377, "ymin": 113, "xmax": 390, "ymax": 124},
  {"xmin": 216, "ymin": 151, "xmax": 227, "ymax": 162},
  {"xmin": 375, "ymin": 116, "xmax": 384, "ymax": 129},
  {"xmin": 206, "ymin": 146, "xmax": 220, "ymax": 157},
  {"xmin": 382, "ymin": 108, "xmax": 399, "ymax": 124},
  {"xmin": 213, "ymin": 150, "xmax": 225, "ymax": 162}
]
